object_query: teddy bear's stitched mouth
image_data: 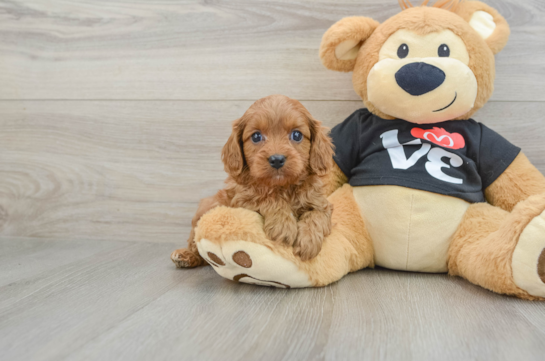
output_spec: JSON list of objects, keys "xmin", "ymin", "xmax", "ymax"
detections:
[{"xmin": 433, "ymin": 92, "xmax": 458, "ymax": 113}]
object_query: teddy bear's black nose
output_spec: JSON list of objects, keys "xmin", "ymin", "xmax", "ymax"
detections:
[
  {"xmin": 268, "ymin": 155, "xmax": 286, "ymax": 169},
  {"xmin": 395, "ymin": 62, "xmax": 446, "ymax": 96}
]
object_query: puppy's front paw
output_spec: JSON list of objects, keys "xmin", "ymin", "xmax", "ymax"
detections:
[
  {"xmin": 171, "ymin": 248, "xmax": 204, "ymax": 268},
  {"xmin": 264, "ymin": 216, "xmax": 298, "ymax": 246},
  {"xmin": 294, "ymin": 218, "xmax": 324, "ymax": 261},
  {"xmin": 294, "ymin": 207, "xmax": 332, "ymax": 261}
]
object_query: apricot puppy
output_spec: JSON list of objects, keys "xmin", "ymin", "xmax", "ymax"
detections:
[{"xmin": 171, "ymin": 95, "xmax": 334, "ymax": 267}]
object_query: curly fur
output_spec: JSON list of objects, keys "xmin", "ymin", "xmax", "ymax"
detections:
[{"xmin": 171, "ymin": 95, "xmax": 335, "ymax": 266}]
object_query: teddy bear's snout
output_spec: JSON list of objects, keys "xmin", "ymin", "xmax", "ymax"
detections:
[{"xmin": 395, "ymin": 62, "xmax": 446, "ymax": 96}]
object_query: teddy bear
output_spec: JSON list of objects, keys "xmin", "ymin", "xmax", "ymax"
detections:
[{"xmin": 191, "ymin": 0, "xmax": 545, "ymax": 300}]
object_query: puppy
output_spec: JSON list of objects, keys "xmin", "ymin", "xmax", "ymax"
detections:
[{"xmin": 171, "ymin": 95, "xmax": 334, "ymax": 267}]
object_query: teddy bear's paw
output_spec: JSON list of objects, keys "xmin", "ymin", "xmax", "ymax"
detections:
[
  {"xmin": 196, "ymin": 238, "xmax": 312, "ymax": 289},
  {"xmin": 512, "ymin": 210, "xmax": 545, "ymax": 298}
]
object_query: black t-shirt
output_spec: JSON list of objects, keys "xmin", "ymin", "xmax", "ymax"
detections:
[{"xmin": 331, "ymin": 109, "xmax": 521, "ymax": 203}]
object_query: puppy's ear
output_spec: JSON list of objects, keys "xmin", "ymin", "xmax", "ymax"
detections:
[
  {"xmin": 308, "ymin": 115, "xmax": 334, "ymax": 176},
  {"xmin": 455, "ymin": 1, "xmax": 510, "ymax": 54},
  {"xmin": 319, "ymin": 16, "xmax": 380, "ymax": 72},
  {"xmin": 221, "ymin": 118, "xmax": 245, "ymax": 176}
]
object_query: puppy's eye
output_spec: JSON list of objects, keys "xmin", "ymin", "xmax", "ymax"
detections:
[
  {"xmin": 397, "ymin": 44, "xmax": 409, "ymax": 59},
  {"xmin": 438, "ymin": 44, "xmax": 450, "ymax": 57},
  {"xmin": 251, "ymin": 132, "xmax": 263, "ymax": 144},
  {"xmin": 290, "ymin": 130, "xmax": 303, "ymax": 143}
]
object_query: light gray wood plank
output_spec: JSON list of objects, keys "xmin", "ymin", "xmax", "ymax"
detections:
[
  {"xmin": 323, "ymin": 271, "xmax": 545, "ymax": 361},
  {"xmin": 58, "ymin": 272, "xmax": 545, "ymax": 361},
  {"xmin": 0, "ymin": 0, "xmax": 543, "ymax": 101},
  {"xmin": 0, "ymin": 239, "xmax": 187, "ymax": 361},
  {"xmin": 0, "ymin": 100, "xmax": 543, "ymax": 243},
  {"xmin": 0, "ymin": 237, "xmax": 127, "ymax": 288},
  {"xmin": 1, "ymin": 238, "xmax": 543, "ymax": 361}
]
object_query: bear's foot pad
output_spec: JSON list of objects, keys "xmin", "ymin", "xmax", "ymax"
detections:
[
  {"xmin": 197, "ymin": 238, "xmax": 312, "ymax": 288},
  {"xmin": 539, "ymin": 249, "xmax": 545, "ymax": 284}
]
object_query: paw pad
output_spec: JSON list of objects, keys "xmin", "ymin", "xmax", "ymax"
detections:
[
  {"xmin": 232, "ymin": 251, "xmax": 252, "ymax": 268},
  {"xmin": 539, "ymin": 249, "xmax": 545, "ymax": 284},
  {"xmin": 233, "ymin": 274, "xmax": 290, "ymax": 288},
  {"xmin": 204, "ymin": 249, "xmax": 287, "ymax": 287},
  {"xmin": 196, "ymin": 238, "xmax": 312, "ymax": 288},
  {"xmin": 207, "ymin": 252, "xmax": 225, "ymax": 267}
]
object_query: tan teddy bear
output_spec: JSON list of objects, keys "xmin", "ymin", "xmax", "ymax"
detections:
[{"xmin": 189, "ymin": 0, "xmax": 545, "ymax": 300}]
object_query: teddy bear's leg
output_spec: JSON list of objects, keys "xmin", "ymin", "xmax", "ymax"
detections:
[
  {"xmin": 193, "ymin": 184, "xmax": 374, "ymax": 288},
  {"xmin": 448, "ymin": 194, "xmax": 545, "ymax": 300}
]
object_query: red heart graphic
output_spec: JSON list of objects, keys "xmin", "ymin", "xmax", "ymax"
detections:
[{"xmin": 411, "ymin": 127, "xmax": 465, "ymax": 149}]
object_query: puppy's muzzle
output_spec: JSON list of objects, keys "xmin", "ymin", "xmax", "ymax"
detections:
[{"xmin": 268, "ymin": 154, "xmax": 286, "ymax": 169}]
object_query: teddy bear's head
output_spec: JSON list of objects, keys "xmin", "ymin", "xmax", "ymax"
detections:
[{"xmin": 320, "ymin": 0, "xmax": 510, "ymax": 124}]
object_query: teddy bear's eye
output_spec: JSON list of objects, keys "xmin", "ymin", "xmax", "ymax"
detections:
[
  {"xmin": 290, "ymin": 130, "xmax": 303, "ymax": 143},
  {"xmin": 438, "ymin": 44, "xmax": 450, "ymax": 57},
  {"xmin": 251, "ymin": 132, "xmax": 263, "ymax": 144},
  {"xmin": 397, "ymin": 44, "xmax": 409, "ymax": 59}
]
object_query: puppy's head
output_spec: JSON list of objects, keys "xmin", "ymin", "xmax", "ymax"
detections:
[{"xmin": 222, "ymin": 95, "xmax": 333, "ymax": 187}]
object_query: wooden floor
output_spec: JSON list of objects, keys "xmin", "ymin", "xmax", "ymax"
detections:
[
  {"xmin": 1, "ymin": 1, "xmax": 544, "ymax": 360},
  {"xmin": 2, "ymin": 238, "xmax": 545, "ymax": 361}
]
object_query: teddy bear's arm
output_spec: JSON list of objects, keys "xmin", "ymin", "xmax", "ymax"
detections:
[
  {"xmin": 484, "ymin": 152, "xmax": 545, "ymax": 212},
  {"xmin": 321, "ymin": 162, "xmax": 348, "ymax": 196}
]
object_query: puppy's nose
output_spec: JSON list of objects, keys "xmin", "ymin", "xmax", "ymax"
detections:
[
  {"xmin": 395, "ymin": 62, "xmax": 445, "ymax": 96},
  {"xmin": 268, "ymin": 154, "xmax": 286, "ymax": 169}
]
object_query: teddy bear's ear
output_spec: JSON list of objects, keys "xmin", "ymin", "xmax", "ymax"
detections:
[
  {"xmin": 455, "ymin": 0, "xmax": 510, "ymax": 54},
  {"xmin": 319, "ymin": 16, "xmax": 380, "ymax": 72}
]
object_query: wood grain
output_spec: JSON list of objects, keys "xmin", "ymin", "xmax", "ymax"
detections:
[
  {"xmin": 0, "ymin": 0, "xmax": 543, "ymax": 101},
  {"xmin": 0, "ymin": 100, "xmax": 543, "ymax": 243},
  {"xmin": 0, "ymin": 237, "xmax": 544, "ymax": 361}
]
